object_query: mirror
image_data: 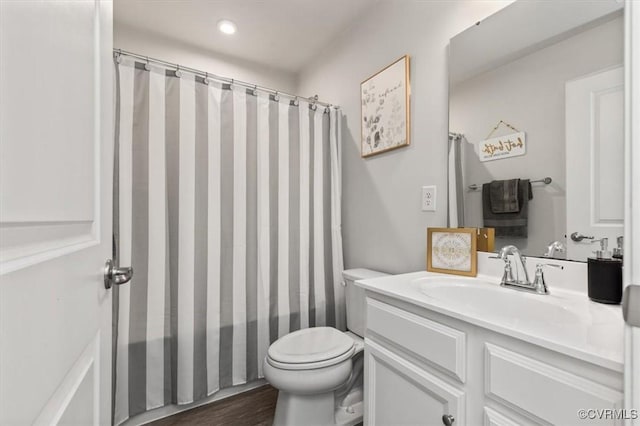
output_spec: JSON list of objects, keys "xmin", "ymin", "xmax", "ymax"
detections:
[{"xmin": 448, "ymin": 0, "xmax": 624, "ymax": 262}]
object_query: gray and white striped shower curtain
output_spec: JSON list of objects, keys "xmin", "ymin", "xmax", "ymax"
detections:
[{"xmin": 113, "ymin": 56, "xmax": 344, "ymax": 424}]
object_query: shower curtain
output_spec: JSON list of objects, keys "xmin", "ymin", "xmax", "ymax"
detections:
[
  {"xmin": 448, "ymin": 133, "xmax": 465, "ymax": 227},
  {"xmin": 113, "ymin": 56, "xmax": 344, "ymax": 424}
]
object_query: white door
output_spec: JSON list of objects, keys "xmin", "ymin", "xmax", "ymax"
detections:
[
  {"xmin": 566, "ymin": 66, "xmax": 625, "ymax": 261},
  {"xmin": 0, "ymin": 1, "xmax": 115, "ymax": 425},
  {"xmin": 364, "ymin": 339, "xmax": 465, "ymax": 426},
  {"xmin": 623, "ymin": 1, "xmax": 640, "ymax": 423}
]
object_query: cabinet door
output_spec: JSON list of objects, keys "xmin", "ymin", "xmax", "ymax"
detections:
[{"xmin": 365, "ymin": 339, "xmax": 465, "ymax": 426}]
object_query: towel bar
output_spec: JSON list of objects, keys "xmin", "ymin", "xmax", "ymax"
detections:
[{"xmin": 468, "ymin": 177, "xmax": 552, "ymax": 191}]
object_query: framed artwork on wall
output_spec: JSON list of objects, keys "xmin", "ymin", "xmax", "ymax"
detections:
[
  {"xmin": 360, "ymin": 55, "xmax": 410, "ymax": 157},
  {"xmin": 427, "ymin": 227, "xmax": 478, "ymax": 277}
]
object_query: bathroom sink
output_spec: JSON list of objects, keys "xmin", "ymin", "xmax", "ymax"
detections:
[
  {"xmin": 355, "ymin": 271, "xmax": 624, "ymax": 372},
  {"xmin": 412, "ymin": 276, "xmax": 581, "ymax": 326}
]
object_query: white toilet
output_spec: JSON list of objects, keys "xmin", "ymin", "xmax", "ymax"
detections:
[{"xmin": 263, "ymin": 269, "xmax": 388, "ymax": 426}]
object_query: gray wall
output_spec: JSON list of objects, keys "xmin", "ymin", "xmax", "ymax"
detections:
[
  {"xmin": 296, "ymin": 1, "xmax": 512, "ymax": 274},
  {"xmin": 450, "ymin": 15, "xmax": 623, "ymax": 256}
]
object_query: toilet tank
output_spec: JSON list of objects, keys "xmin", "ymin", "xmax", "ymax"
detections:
[{"xmin": 342, "ymin": 269, "xmax": 389, "ymax": 337}]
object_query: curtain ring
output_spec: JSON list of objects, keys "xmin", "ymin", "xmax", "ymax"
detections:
[
  {"xmin": 144, "ymin": 57, "xmax": 151, "ymax": 71},
  {"xmin": 274, "ymin": 91, "xmax": 279, "ymax": 101},
  {"xmin": 253, "ymin": 85, "xmax": 258, "ymax": 96},
  {"xmin": 175, "ymin": 65, "xmax": 182, "ymax": 78},
  {"xmin": 203, "ymin": 72, "xmax": 210, "ymax": 85},
  {"xmin": 293, "ymin": 96, "xmax": 299, "ymax": 106}
]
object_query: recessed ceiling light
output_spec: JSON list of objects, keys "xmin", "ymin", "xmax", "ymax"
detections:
[{"xmin": 217, "ymin": 19, "xmax": 237, "ymax": 35}]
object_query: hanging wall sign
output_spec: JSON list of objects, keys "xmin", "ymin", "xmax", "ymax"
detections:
[{"xmin": 477, "ymin": 131, "xmax": 526, "ymax": 162}]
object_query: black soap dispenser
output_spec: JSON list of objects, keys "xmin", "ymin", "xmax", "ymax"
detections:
[
  {"xmin": 587, "ymin": 237, "xmax": 623, "ymax": 304},
  {"xmin": 613, "ymin": 236, "xmax": 624, "ymax": 260}
]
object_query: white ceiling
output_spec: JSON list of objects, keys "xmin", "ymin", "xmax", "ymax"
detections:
[{"xmin": 114, "ymin": 0, "xmax": 376, "ymax": 73}]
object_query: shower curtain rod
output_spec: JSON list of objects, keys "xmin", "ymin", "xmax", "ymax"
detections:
[{"xmin": 114, "ymin": 49, "xmax": 339, "ymax": 109}]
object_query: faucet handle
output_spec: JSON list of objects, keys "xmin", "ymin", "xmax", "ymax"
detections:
[
  {"xmin": 503, "ymin": 260, "xmax": 514, "ymax": 283},
  {"xmin": 536, "ymin": 263, "xmax": 564, "ymax": 270},
  {"xmin": 489, "ymin": 255, "xmax": 508, "ymax": 262},
  {"xmin": 532, "ymin": 263, "xmax": 563, "ymax": 295}
]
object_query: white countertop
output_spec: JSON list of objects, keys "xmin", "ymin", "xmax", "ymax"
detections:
[{"xmin": 356, "ymin": 270, "xmax": 624, "ymax": 372}]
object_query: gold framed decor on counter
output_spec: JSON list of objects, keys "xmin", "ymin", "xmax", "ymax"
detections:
[
  {"xmin": 427, "ymin": 227, "xmax": 478, "ymax": 277},
  {"xmin": 360, "ymin": 55, "xmax": 410, "ymax": 157},
  {"xmin": 476, "ymin": 227, "xmax": 495, "ymax": 253}
]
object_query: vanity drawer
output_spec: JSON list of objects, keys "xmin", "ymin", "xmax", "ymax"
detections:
[
  {"xmin": 484, "ymin": 343, "xmax": 623, "ymax": 424},
  {"xmin": 366, "ymin": 298, "xmax": 466, "ymax": 382}
]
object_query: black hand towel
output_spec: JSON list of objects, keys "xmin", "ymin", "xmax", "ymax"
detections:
[
  {"xmin": 489, "ymin": 179, "xmax": 519, "ymax": 213},
  {"xmin": 483, "ymin": 179, "xmax": 533, "ymax": 238}
]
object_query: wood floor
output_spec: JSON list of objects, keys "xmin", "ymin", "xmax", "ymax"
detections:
[{"xmin": 149, "ymin": 385, "xmax": 279, "ymax": 426}]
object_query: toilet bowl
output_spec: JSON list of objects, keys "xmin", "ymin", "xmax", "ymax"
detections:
[{"xmin": 263, "ymin": 269, "xmax": 388, "ymax": 426}]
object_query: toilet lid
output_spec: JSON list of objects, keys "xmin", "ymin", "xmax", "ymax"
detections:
[{"xmin": 268, "ymin": 327, "xmax": 354, "ymax": 365}]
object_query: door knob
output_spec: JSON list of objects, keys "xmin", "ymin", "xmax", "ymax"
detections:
[
  {"xmin": 570, "ymin": 232, "xmax": 594, "ymax": 242},
  {"xmin": 104, "ymin": 259, "xmax": 133, "ymax": 289},
  {"xmin": 442, "ymin": 414, "xmax": 455, "ymax": 425}
]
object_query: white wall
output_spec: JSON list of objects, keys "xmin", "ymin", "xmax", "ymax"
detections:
[
  {"xmin": 451, "ymin": 15, "xmax": 623, "ymax": 256},
  {"xmin": 297, "ymin": 1, "xmax": 513, "ymax": 274},
  {"xmin": 114, "ymin": 22, "xmax": 297, "ymax": 93}
]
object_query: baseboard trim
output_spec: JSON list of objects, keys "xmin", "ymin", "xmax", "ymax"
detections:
[{"xmin": 121, "ymin": 379, "xmax": 268, "ymax": 426}]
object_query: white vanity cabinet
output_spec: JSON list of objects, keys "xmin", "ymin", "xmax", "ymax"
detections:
[
  {"xmin": 365, "ymin": 339, "xmax": 464, "ymax": 426},
  {"xmin": 363, "ymin": 294, "xmax": 624, "ymax": 426}
]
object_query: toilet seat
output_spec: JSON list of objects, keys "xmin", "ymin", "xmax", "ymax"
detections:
[{"xmin": 267, "ymin": 327, "xmax": 355, "ymax": 370}]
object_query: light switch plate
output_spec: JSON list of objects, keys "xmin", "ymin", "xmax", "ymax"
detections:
[{"xmin": 422, "ymin": 185, "xmax": 436, "ymax": 211}]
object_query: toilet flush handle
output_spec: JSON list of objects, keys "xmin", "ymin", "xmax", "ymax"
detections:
[{"xmin": 442, "ymin": 414, "xmax": 455, "ymax": 426}]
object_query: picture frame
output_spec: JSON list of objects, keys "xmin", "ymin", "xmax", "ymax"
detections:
[
  {"xmin": 360, "ymin": 55, "xmax": 410, "ymax": 157},
  {"xmin": 427, "ymin": 227, "xmax": 478, "ymax": 277}
]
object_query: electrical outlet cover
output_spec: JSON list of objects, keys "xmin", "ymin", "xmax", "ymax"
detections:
[{"xmin": 422, "ymin": 185, "xmax": 436, "ymax": 211}]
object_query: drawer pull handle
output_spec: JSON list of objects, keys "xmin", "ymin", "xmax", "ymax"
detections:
[{"xmin": 442, "ymin": 414, "xmax": 455, "ymax": 425}]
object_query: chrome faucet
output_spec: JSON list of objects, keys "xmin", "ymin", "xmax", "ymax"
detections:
[
  {"xmin": 543, "ymin": 240, "xmax": 566, "ymax": 259},
  {"xmin": 492, "ymin": 245, "xmax": 548, "ymax": 294},
  {"xmin": 492, "ymin": 245, "xmax": 563, "ymax": 294}
]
